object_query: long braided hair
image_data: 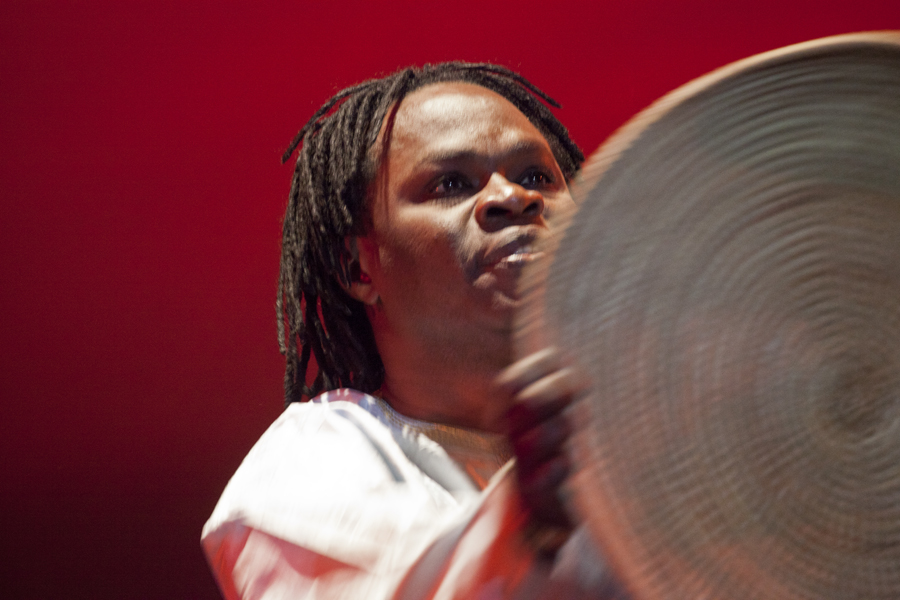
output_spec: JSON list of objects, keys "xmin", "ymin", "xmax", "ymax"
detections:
[{"xmin": 278, "ymin": 62, "xmax": 584, "ymax": 405}]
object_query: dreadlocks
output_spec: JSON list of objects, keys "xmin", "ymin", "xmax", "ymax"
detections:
[{"xmin": 278, "ymin": 61, "xmax": 585, "ymax": 405}]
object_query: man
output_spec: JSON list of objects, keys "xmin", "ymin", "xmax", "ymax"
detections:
[{"xmin": 203, "ymin": 63, "xmax": 626, "ymax": 599}]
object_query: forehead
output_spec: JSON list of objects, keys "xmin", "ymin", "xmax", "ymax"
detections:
[{"xmin": 388, "ymin": 82, "xmax": 550, "ymax": 153}]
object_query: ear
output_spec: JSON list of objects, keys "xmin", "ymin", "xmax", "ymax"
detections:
[{"xmin": 343, "ymin": 237, "xmax": 380, "ymax": 306}]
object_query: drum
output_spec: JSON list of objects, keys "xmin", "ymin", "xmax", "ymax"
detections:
[{"xmin": 518, "ymin": 32, "xmax": 900, "ymax": 600}]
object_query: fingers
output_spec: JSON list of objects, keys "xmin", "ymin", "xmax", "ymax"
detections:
[
  {"xmin": 510, "ymin": 412, "xmax": 571, "ymax": 470},
  {"xmin": 497, "ymin": 347, "xmax": 589, "ymax": 399},
  {"xmin": 495, "ymin": 347, "xmax": 561, "ymax": 392},
  {"xmin": 508, "ymin": 368, "xmax": 582, "ymax": 432},
  {"xmin": 500, "ymin": 348, "xmax": 589, "ymax": 437}
]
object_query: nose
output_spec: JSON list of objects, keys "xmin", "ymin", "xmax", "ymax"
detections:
[{"xmin": 474, "ymin": 173, "xmax": 545, "ymax": 232}]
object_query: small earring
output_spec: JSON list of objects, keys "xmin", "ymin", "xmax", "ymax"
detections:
[{"xmin": 358, "ymin": 272, "xmax": 372, "ymax": 284}]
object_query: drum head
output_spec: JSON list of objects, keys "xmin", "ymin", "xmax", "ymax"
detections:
[{"xmin": 518, "ymin": 32, "xmax": 900, "ymax": 600}]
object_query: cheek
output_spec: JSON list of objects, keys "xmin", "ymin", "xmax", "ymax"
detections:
[
  {"xmin": 376, "ymin": 211, "xmax": 476, "ymax": 287},
  {"xmin": 545, "ymin": 190, "xmax": 576, "ymax": 219}
]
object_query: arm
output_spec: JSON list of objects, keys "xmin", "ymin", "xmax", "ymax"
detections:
[
  {"xmin": 202, "ymin": 398, "xmax": 476, "ymax": 600},
  {"xmin": 203, "ymin": 383, "xmax": 626, "ymax": 600}
]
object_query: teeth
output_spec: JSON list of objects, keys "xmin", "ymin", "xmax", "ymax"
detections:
[{"xmin": 498, "ymin": 247, "xmax": 542, "ymax": 266}]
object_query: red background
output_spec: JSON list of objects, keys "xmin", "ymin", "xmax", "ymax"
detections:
[{"xmin": 2, "ymin": 1, "xmax": 898, "ymax": 598}]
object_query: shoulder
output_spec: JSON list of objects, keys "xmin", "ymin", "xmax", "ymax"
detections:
[
  {"xmin": 202, "ymin": 390, "xmax": 465, "ymax": 561},
  {"xmin": 209, "ymin": 390, "xmax": 415, "ymax": 517},
  {"xmin": 241, "ymin": 389, "xmax": 391, "ymax": 467},
  {"xmin": 202, "ymin": 391, "xmax": 474, "ymax": 571}
]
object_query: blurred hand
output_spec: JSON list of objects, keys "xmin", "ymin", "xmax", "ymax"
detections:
[{"xmin": 495, "ymin": 347, "xmax": 588, "ymax": 532}]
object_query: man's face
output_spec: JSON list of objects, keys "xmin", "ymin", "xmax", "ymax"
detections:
[{"xmin": 357, "ymin": 82, "xmax": 575, "ymax": 348}]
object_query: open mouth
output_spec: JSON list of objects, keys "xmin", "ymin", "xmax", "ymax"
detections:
[{"xmin": 495, "ymin": 245, "xmax": 544, "ymax": 267}]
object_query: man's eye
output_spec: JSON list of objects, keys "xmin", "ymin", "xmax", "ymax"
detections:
[
  {"xmin": 431, "ymin": 174, "xmax": 471, "ymax": 195},
  {"xmin": 520, "ymin": 169, "xmax": 553, "ymax": 188}
]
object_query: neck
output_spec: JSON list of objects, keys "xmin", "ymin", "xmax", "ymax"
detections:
[{"xmin": 373, "ymin": 320, "xmax": 513, "ymax": 433}]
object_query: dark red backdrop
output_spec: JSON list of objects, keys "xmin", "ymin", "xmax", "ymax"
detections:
[{"xmin": 2, "ymin": 1, "xmax": 897, "ymax": 598}]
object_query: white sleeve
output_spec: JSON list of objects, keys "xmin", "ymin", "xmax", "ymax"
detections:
[
  {"xmin": 201, "ymin": 401, "xmax": 626, "ymax": 600},
  {"xmin": 394, "ymin": 465, "xmax": 630, "ymax": 600}
]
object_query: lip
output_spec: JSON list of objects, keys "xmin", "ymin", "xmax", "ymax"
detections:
[
  {"xmin": 494, "ymin": 247, "xmax": 545, "ymax": 268},
  {"xmin": 482, "ymin": 232, "xmax": 545, "ymax": 270}
]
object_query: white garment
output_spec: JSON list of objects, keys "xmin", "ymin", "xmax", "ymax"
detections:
[{"xmin": 202, "ymin": 389, "xmax": 626, "ymax": 600}]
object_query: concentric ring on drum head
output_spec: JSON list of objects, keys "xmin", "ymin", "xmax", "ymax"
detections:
[{"xmin": 517, "ymin": 32, "xmax": 900, "ymax": 600}]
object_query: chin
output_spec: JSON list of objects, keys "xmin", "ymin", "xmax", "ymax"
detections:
[
  {"xmin": 469, "ymin": 279, "xmax": 522, "ymax": 331},
  {"xmin": 489, "ymin": 292, "xmax": 521, "ymax": 322}
]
